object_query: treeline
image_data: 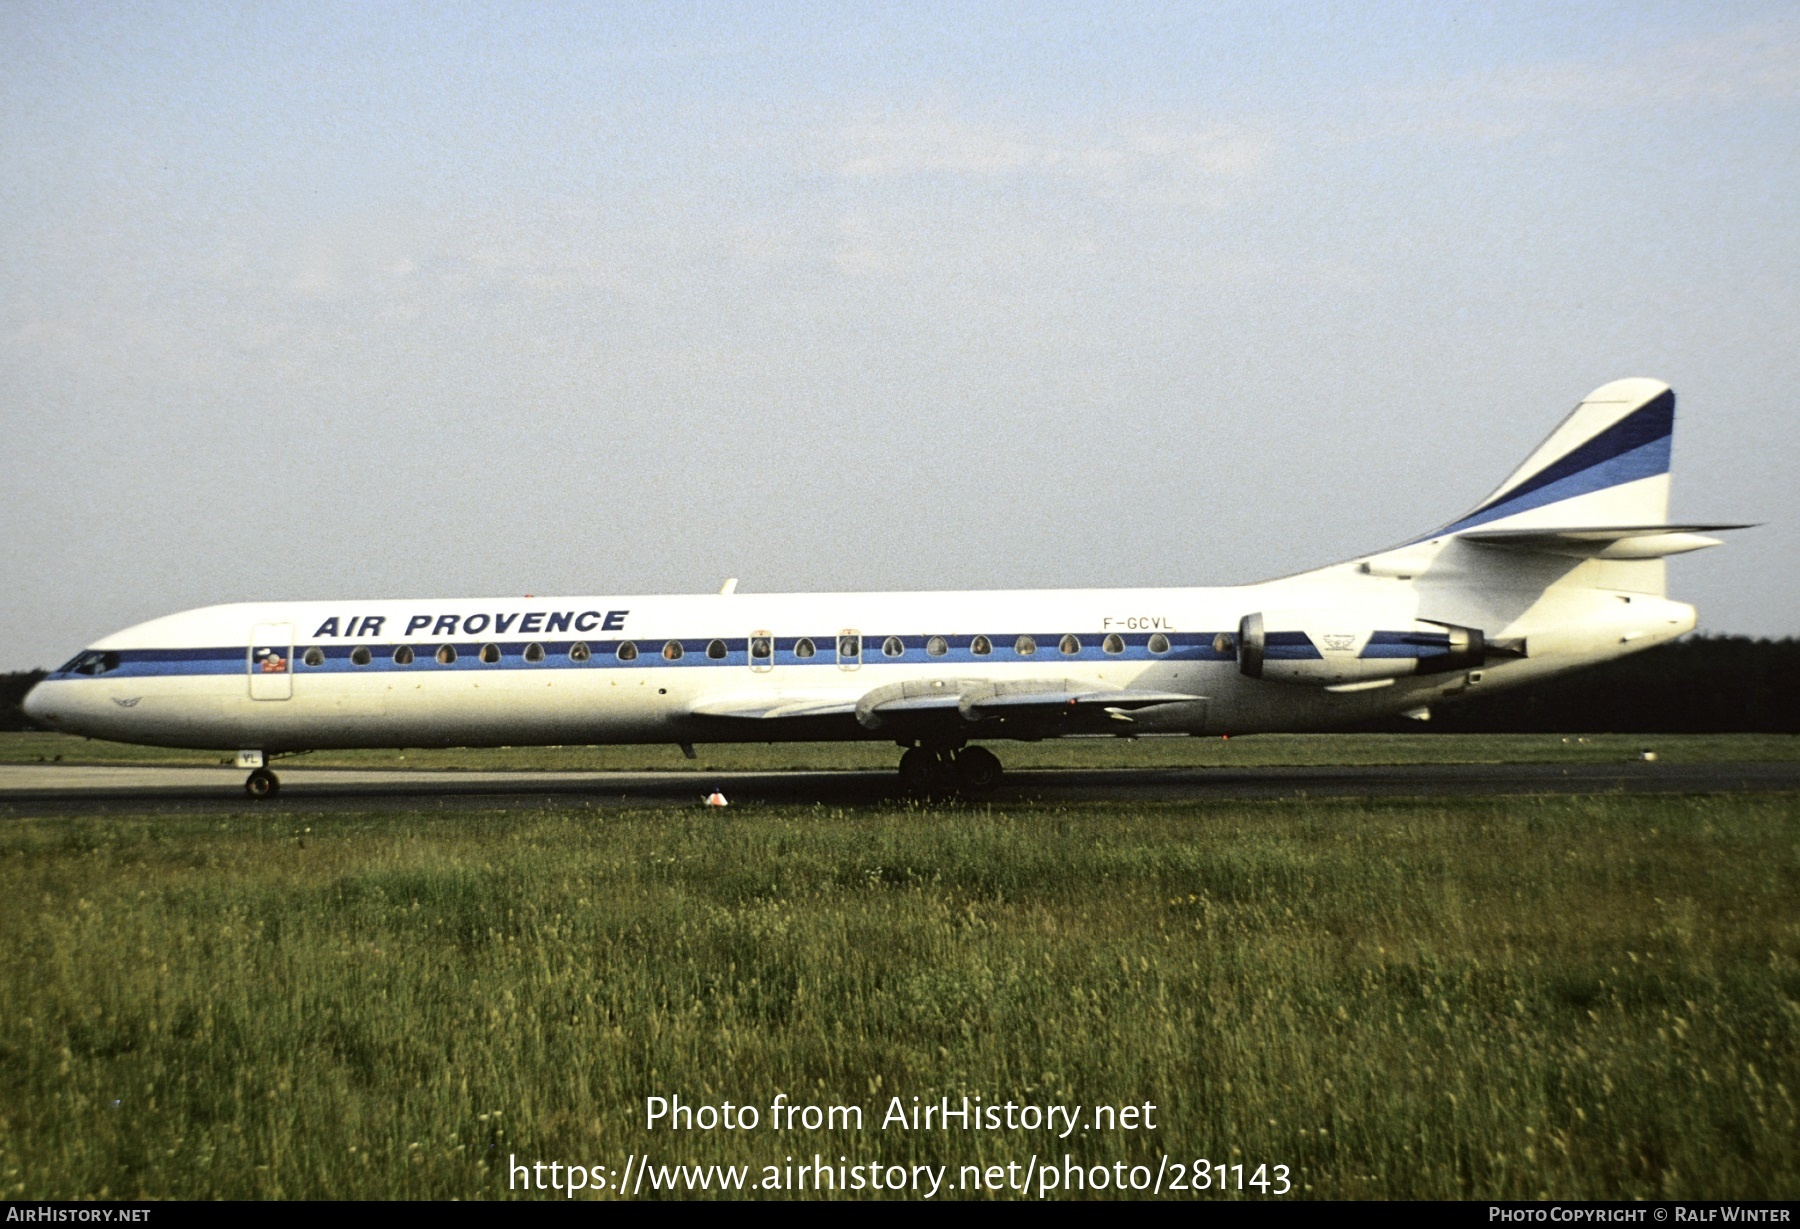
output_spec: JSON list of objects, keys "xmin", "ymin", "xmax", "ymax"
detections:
[
  {"xmin": 1418, "ymin": 635, "xmax": 1800, "ymax": 733},
  {"xmin": 1, "ymin": 637, "xmax": 1795, "ymax": 734},
  {"xmin": 0, "ymin": 671, "xmax": 43, "ymax": 732}
]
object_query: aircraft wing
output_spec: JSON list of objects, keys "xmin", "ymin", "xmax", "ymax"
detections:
[
  {"xmin": 957, "ymin": 689, "xmax": 1205, "ymax": 717},
  {"xmin": 686, "ymin": 691, "xmax": 863, "ymax": 720},
  {"xmin": 687, "ymin": 680, "xmax": 1206, "ymax": 732},
  {"xmin": 859, "ymin": 679, "xmax": 1206, "ymax": 731}
]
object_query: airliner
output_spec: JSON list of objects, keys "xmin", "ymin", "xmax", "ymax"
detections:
[{"xmin": 24, "ymin": 378, "xmax": 1744, "ymax": 799}]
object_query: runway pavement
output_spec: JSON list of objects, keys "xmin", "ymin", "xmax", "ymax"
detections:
[{"xmin": 1, "ymin": 759, "xmax": 1796, "ymax": 814}]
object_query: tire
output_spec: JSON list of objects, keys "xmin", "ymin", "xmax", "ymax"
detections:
[
  {"xmin": 245, "ymin": 768, "xmax": 280, "ymax": 800},
  {"xmin": 954, "ymin": 746, "xmax": 1003, "ymax": 792},
  {"xmin": 898, "ymin": 747, "xmax": 937, "ymax": 795}
]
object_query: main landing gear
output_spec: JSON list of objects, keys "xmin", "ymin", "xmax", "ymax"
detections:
[
  {"xmin": 244, "ymin": 768, "xmax": 280, "ymax": 800},
  {"xmin": 898, "ymin": 744, "xmax": 1003, "ymax": 798}
]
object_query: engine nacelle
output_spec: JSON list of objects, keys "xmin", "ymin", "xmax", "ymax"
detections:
[{"xmin": 1237, "ymin": 610, "xmax": 1486, "ymax": 686}]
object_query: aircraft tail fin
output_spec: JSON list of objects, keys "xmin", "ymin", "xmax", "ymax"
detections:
[
  {"xmin": 1353, "ymin": 378, "xmax": 1750, "ymax": 599},
  {"xmin": 1436, "ymin": 377, "xmax": 1675, "ymax": 536}
]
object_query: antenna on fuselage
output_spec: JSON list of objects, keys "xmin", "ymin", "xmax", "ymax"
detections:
[{"xmin": 719, "ymin": 578, "xmax": 738, "ymax": 595}]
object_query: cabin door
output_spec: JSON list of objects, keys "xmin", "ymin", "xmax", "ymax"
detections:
[{"xmin": 248, "ymin": 622, "xmax": 294, "ymax": 700}]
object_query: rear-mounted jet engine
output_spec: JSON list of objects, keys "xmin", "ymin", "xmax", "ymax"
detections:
[{"xmin": 1235, "ymin": 610, "xmax": 1497, "ymax": 686}]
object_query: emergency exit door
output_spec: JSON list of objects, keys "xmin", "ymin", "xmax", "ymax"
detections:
[{"xmin": 249, "ymin": 622, "xmax": 294, "ymax": 700}]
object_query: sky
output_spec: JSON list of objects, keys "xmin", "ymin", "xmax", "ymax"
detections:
[{"xmin": 2, "ymin": 2, "xmax": 1795, "ymax": 670}]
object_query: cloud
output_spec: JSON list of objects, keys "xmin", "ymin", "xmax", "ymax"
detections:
[
  {"xmin": 834, "ymin": 104, "xmax": 1270, "ymax": 200},
  {"xmin": 1407, "ymin": 18, "xmax": 1800, "ymax": 114}
]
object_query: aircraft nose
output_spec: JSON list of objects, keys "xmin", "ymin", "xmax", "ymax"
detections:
[{"xmin": 21, "ymin": 680, "xmax": 56, "ymax": 728}]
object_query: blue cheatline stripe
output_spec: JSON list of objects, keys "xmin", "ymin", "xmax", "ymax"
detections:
[
  {"xmin": 1436, "ymin": 435, "xmax": 1672, "ymax": 536},
  {"xmin": 1361, "ymin": 631, "xmax": 1453, "ymax": 660},
  {"xmin": 1263, "ymin": 631, "xmax": 1322, "ymax": 661},
  {"xmin": 52, "ymin": 626, "xmax": 1472, "ymax": 680},
  {"xmin": 1478, "ymin": 390, "xmax": 1672, "ymax": 514},
  {"xmin": 1434, "ymin": 390, "xmax": 1673, "ymax": 540},
  {"xmin": 56, "ymin": 630, "xmax": 1266, "ymax": 679}
]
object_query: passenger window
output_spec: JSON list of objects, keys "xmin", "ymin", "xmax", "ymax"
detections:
[
  {"xmin": 925, "ymin": 636, "xmax": 947, "ymax": 657},
  {"xmin": 794, "ymin": 638, "xmax": 816, "ymax": 659},
  {"xmin": 838, "ymin": 634, "xmax": 861, "ymax": 669},
  {"xmin": 569, "ymin": 642, "xmax": 591, "ymax": 662},
  {"xmin": 393, "ymin": 645, "xmax": 415, "ymax": 666},
  {"xmin": 524, "ymin": 642, "xmax": 546, "ymax": 663},
  {"xmin": 436, "ymin": 644, "xmax": 458, "ymax": 665},
  {"xmin": 303, "ymin": 647, "xmax": 326, "ymax": 667},
  {"xmin": 350, "ymin": 646, "xmax": 372, "ymax": 667},
  {"xmin": 617, "ymin": 641, "xmax": 639, "ymax": 662},
  {"xmin": 706, "ymin": 639, "xmax": 728, "ymax": 660},
  {"xmin": 663, "ymin": 640, "xmax": 684, "ymax": 661},
  {"xmin": 971, "ymin": 635, "xmax": 991, "ymax": 656},
  {"xmin": 883, "ymin": 636, "xmax": 905, "ymax": 658},
  {"xmin": 1212, "ymin": 632, "xmax": 1234, "ymax": 655},
  {"xmin": 1103, "ymin": 634, "xmax": 1125, "ymax": 655},
  {"xmin": 1014, "ymin": 635, "xmax": 1037, "ymax": 657},
  {"xmin": 751, "ymin": 636, "xmax": 772, "ymax": 659},
  {"xmin": 1148, "ymin": 633, "xmax": 1170, "ymax": 655},
  {"xmin": 1059, "ymin": 634, "xmax": 1081, "ymax": 656},
  {"xmin": 479, "ymin": 643, "xmax": 501, "ymax": 664}
]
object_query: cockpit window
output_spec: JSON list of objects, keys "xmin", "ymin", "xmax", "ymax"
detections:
[{"xmin": 60, "ymin": 650, "xmax": 120, "ymax": 676}]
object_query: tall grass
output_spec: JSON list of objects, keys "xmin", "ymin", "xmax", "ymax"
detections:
[
  {"xmin": 0, "ymin": 794, "xmax": 1794, "ymax": 1199},
  {"xmin": 3, "ymin": 730, "xmax": 1797, "ymax": 769}
]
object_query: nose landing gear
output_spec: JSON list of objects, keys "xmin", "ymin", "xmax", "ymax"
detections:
[
  {"xmin": 897, "ymin": 743, "xmax": 1003, "ymax": 797},
  {"xmin": 244, "ymin": 768, "xmax": 281, "ymax": 800}
]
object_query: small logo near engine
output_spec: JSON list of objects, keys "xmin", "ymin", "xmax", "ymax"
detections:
[{"xmin": 1320, "ymin": 633, "xmax": 1357, "ymax": 653}]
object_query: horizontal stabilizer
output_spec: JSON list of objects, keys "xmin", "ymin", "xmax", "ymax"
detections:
[{"xmin": 1460, "ymin": 523, "xmax": 1752, "ymax": 559}]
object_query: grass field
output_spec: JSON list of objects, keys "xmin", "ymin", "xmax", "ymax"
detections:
[
  {"xmin": 1, "ymin": 789, "xmax": 1795, "ymax": 1199},
  {"xmin": 3, "ymin": 729, "xmax": 1798, "ymax": 771}
]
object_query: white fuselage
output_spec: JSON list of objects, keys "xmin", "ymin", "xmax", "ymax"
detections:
[{"xmin": 23, "ymin": 542, "xmax": 1697, "ymax": 753}]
